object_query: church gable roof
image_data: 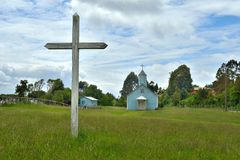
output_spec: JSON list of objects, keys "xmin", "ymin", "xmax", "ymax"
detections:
[{"xmin": 127, "ymin": 84, "xmax": 158, "ymax": 97}]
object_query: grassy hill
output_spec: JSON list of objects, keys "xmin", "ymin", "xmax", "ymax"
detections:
[{"xmin": 1, "ymin": 104, "xmax": 240, "ymax": 159}]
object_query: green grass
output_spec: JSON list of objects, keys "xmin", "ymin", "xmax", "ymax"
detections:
[{"xmin": 1, "ymin": 104, "xmax": 240, "ymax": 159}]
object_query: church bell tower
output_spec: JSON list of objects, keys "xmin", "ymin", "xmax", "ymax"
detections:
[{"xmin": 138, "ymin": 65, "xmax": 147, "ymax": 86}]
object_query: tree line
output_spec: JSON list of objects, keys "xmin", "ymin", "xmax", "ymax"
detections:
[
  {"xmin": 14, "ymin": 78, "xmax": 122, "ymax": 106},
  {"xmin": 12, "ymin": 59, "xmax": 240, "ymax": 109},
  {"xmin": 15, "ymin": 78, "xmax": 71, "ymax": 104},
  {"xmin": 118, "ymin": 59, "xmax": 240, "ymax": 109}
]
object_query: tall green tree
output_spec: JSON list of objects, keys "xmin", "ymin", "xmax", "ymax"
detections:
[
  {"xmin": 229, "ymin": 76, "xmax": 240, "ymax": 105},
  {"xmin": 34, "ymin": 79, "xmax": 45, "ymax": 91},
  {"xmin": 158, "ymin": 91, "xmax": 170, "ymax": 107},
  {"xmin": 234, "ymin": 76, "xmax": 240, "ymax": 104},
  {"xmin": 216, "ymin": 60, "xmax": 240, "ymax": 81},
  {"xmin": 79, "ymin": 81, "xmax": 88, "ymax": 93},
  {"xmin": 172, "ymin": 88, "xmax": 181, "ymax": 106},
  {"xmin": 84, "ymin": 84, "xmax": 103, "ymax": 100},
  {"xmin": 235, "ymin": 76, "xmax": 240, "ymax": 92},
  {"xmin": 47, "ymin": 79, "xmax": 64, "ymax": 93},
  {"xmin": 28, "ymin": 83, "xmax": 34, "ymax": 93},
  {"xmin": 115, "ymin": 96, "xmax": 126, "ymax": 107},
  {"xmin": 212, "ymin": 73, "xmax": 233, "ymax": 93},
  {"xmin": 52, "ymin": 90, "xmax": 65, "ymax": 103},
  {"xmin": 48, "ymin": 88, "xmax": 71, "ymax": 104},
  {"xmin": 148, "ymin": 81, "xmax": 159, "ymax": 93},
  {"xmin": 167, "ymin": 64, "xmax": 193, "ymax": 96},
  {"xmin": 63, "ymin": 88, "xmax": 71, "ymax": 104},
  {"xmin": 101, "ymin": 93, "xmax": 115, "ymax": 106},
  {"xmin": 120, "ymin": 72, "xmax": 138, "ymax": 98},
  {"xmin": 28, "ymin": 79, "xmax": 46, "ymax": 98},
  {"xmin": 212, "ymin": 60, "xmax": 240, "ymax": 94},
  {"xmin": 15, "ymin": 80, "xmax": 29, "ymax": 97},
  {"xmin": 28, "ymin": 90, "xmax": 46, "ymax": 99},
  {"xmin": 198, "ymin": 88, "xmax": 209, "ymax": 99}
]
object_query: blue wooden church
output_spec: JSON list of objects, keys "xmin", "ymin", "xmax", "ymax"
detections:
[{"xmin": 127, "ymin": 68, "xmax": 158, "ymax": 110}]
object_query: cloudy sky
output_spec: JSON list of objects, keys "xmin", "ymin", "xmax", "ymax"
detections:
[{"xmin": 0, "ymin": 0, "xmax": 240, "ymax": 96}]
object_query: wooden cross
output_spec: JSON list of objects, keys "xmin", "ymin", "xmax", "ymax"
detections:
[{"xmin": 45, "ymin": 13, "xmax": 107, "ymax": 137}]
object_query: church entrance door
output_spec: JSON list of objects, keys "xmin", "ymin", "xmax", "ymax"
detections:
[{"xmin": 137, "ymin": 100, "xmax": 146, "ymax": 110}]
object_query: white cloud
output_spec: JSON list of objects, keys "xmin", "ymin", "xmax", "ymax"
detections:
[{"xmin": 0, "ymin": 0, "xmax": 33, "ymax": 11}]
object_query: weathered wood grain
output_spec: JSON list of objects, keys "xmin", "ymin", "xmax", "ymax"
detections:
[
  {"xmin": 71, "ymin": 13, "xmax": 79, "ymax": 137},
  {"xmin": 45, "ymin": 42, "xmax": 107, "ymax": 49},
  {"xmin": 44, "ymin": 13, "xmax": 107, "ymax": 138}
]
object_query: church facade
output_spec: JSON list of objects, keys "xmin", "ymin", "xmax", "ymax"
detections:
[{"xmin": 127, "ymin": 69, "xmax": 158, "ymax": 110}]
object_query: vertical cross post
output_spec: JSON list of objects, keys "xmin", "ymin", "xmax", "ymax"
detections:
[
  {"xmin": 45, "ymin": 13, "xmax": 107, "ymax": 137},
  {"xmin": 71, "ymin": 13, "xmax": 79, "ymax": 137}
]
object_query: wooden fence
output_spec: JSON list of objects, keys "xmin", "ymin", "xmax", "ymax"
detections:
[{"xmin": 0, "ymin": 96, "xmax": 70, "ymax": 107}]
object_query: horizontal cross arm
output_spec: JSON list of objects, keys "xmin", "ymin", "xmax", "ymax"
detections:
[
  {"xmin": 45, "ymin": 43, "xmax": 72, "ymax": 49},
  {"xmin": 79, "ymin": 42, "xmax": 108, "ymax": 49},
  {"xmin": 45, "ymin": 42, "xmax": 108, "ymax": 50}
]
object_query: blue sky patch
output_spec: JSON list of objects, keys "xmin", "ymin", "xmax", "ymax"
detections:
[{"xmin": 203, "ymin": 15, "xmax": 240, "ymax": 28}]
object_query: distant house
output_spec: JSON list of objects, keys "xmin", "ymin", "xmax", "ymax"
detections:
[
  {"xmin": 79, "ymin": 96, "xmax": 98, "ymax": 108},
  {"xmin": 191, "ymin": 86, "xmax": 200, "ymax": 94},
  {"xmin": 127, "ymin": 68, "xmax": 158, "ymax": 110},
  {"xmin": 191, "ymin": 86, "xmax": 215, "ymax": 95}
]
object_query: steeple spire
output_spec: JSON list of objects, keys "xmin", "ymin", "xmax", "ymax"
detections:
[{"xmin": 138, "ymin": 65, "xmax": 147, "ymax": 86}]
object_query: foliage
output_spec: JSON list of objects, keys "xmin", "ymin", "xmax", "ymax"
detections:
[
  {"xmin": 181, "ymin": 89, "xmax": 218, "ymax": 107},
  {"xmin": 27, "ymin": 79, "xmax": 46, "ymax": 99},
  {"xmin": 172, "ymin": 88, "xmax": 181, "ymax": 106},
  {"xmin": 147, "ymin": 81, "xmax": 159, "ymax": 93},
  {"xmin": 216, "ymin": 59, "xmax": 240, "ymax": 81},
  {"xmin": 115, "ymin": 96, "xmax": 126, "ymax": 107},
  {"xmin": 34, "ymin": 79, "xmax": 45, "ymax": 91},
  {"xmin": 52, "ymin": 90, "xmax": 65, "ymax": 103},
  {"xmin": 15, "ymin": 80, "xmax": 29, "ymax": 97},
  {"xmin": 13, "ymin": 59, "xmax": 240, "ymax": 108},
  {"xmin": 47, "ymin": 79, "xmax": 64, "ymax": 94},
  {"xmin": 120, "ymin": 72, "xmax": 138, "ymax": 98},
  {"xmin": 27, "ymin": 83, "xmax": 34, "ymax": 93},
  {"xmin": 158, "ymin": 92, "xmax": 170, "ymax": 108},
  {"xmin": 63, "ymin": 88, "xmax": 71, "ymax": 104},
  {"xmin": 228, "ymin": 84, "xmax": 240, "ymax": 106},
  {"xmin": 163, "ymin": 60, "xmax": 240, "ymax": 108},
  {"xmin": 212, "ymin": 73, "xmax": 233, "ymax": 93},
  {"xmin": 51, "ymin": 88, "xmax": 71, "ymax": 104},
  {"xmin": 100, "ymin": 93, "xmax": 115, "ymax": 106},
  {"xmin": 235, "ymin": 76, "xmax": 240, "ymax": 91},
  {"xmin": 84, "ymin": 84, "xmax": 103, "ymax": 101},
  {"xmin": 28, "ymin": 91, "xmax": 46, "ymax": 99},
  {"xmin": 79, "ymin": 81, "xmax": 88, "ymax": 93},
  {"xmin": 78, "ymin": 81, "xmax": 118, "ymax": 107},
  {"xmin": 210, "ymin": 60, "xmax": 240, "ymax": 107},
  {"xmin": 167, "ymin": 64, "xmax": 193, "ymax": 96},
  {"xmin": 198, "ymin": 88, "xmax": 209, "ymax": 99},
  {"xmin": 44, "ymin": 92, "xmax": 53, "ymax": 100}
]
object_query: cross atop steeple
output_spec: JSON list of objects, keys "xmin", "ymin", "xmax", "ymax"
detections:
[{"xmin": 138, "ymin": 65, "xmax": 147, "ymax": 86}]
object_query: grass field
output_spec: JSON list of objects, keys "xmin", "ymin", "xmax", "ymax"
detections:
[{"xmin": 1, "ymin": 104, "xmax": 240, "ymax": 159}]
